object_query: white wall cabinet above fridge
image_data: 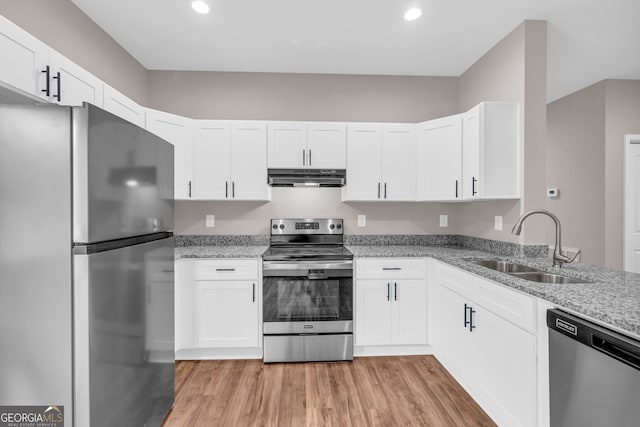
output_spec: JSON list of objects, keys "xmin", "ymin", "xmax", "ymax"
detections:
[
  {"xmin": 343, "ymin": 123, "xmax": 416, "ymax": 201},
  {"xmin": 193, "ymin": 120, "xmax": 270, "ymax": 201},
  {"xmin": 267, "ymin": 122, "xmax": 346, "ymax": 169}
]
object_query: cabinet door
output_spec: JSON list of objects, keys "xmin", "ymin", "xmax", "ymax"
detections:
[
  {"xmin": 231, "ymin": 121, "xmax": 269, "ymax": 200},
  {"xmin": 475, "ymin": 307, "xmax": 537, "ymax": 427},
  {"xmin": 381, "ymin": 124, "xmax": 416, "ymax": 201},
  {"xmin": 344, "ymin": 124, "xmax": 382, "ymax": 201},
  {"xmin": 432, "ymin": 284, "xmax": 477, "ymax": 383},
  {"xmin": 194, "ymin": 281, "xmax": 259, "ymax": 348},
  {"xmin": 146, "ymin": 109, "xmax": 194, "ymax": 199},
  {"xmin": 307, "ymin": 123, "xmax": 347, "ymax": 169},
  {"xmin": 462, "ymin": 105, "xmax": 481, "ymax": 199},
  {"xmin": 103, "ymin": 84, "xmax": 145, "ymax": 127},
  {"xmin": 391, "ymin": 280, "xmax": 427, "ymax": 345},
  {"xmin": 267, "ymin": 122, "xmax": 307, "ymax": 168},
  {"xmin": 355, "ymin": 280, "xmax": 392, "ymax": 346},
  {"xmin": 0, "ymin": 15, "xmax": 48, "ymax": 99},
  {"xmin": 193, "ymin": 120, "xmax": 231, "ymax": 200},
  {"xmin": 48, "ymin": 49, "xmax": 103, "ymax": 107},
  {"xmin": 416, "ymin": 116, "xmax": 462, "ymax": 201}
]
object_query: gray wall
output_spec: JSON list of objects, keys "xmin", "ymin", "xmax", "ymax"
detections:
[
  {"xmin": 546, "ymin": 79, "xmax": 640, "ymax": 268},
  {"xmin": 0, "ymin": 0, "xmax": 148, "ymax": 104},
  {"xmin": 147, "ymin": 71, "xmax": 458, "ymax": 122}
]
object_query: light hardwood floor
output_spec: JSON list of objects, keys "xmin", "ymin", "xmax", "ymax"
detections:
[{"xmin": 162, "ymin": 355, "xmax": 496, "ymax": 426}]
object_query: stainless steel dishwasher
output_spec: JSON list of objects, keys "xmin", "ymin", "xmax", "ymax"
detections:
[{"xmin": 547, "ymin": 309, "xmax": 640, "ymax": 427}]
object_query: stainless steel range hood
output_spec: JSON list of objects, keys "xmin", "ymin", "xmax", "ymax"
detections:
[{"xmin": 268, "ymin": 169, "xmax": 346, "ymax": 187}]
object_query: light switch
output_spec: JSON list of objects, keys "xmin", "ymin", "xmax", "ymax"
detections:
[
  {"xmin": 206, "ymin": 214, "xmax": 215, "ymax": 228},
  {"xmin": 494, "ymin": 215, "xmax": 503, "ymax": 231},
  {"xmin": 357, "ymin": 215, "xmax": 366, "ymax": 227},
  {"xmin": 440, "ymin": 215, "xmax": 448, "ymax": 227}
]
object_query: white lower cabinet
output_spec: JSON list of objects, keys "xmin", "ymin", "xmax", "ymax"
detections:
[
  {"xmin": 432, "ymin": 261, "xmax": 537, "ymax": 427},
  {"xmin": 195, "ymin": 281, "xmax": 258, "ymax": 348},
  {"xmin": 355, "ymin": 258, "xmax": 428, "ymax": 352},
  {"xmin": 175, "ymin": 258, "xmax": 262, "ymax": 359}
]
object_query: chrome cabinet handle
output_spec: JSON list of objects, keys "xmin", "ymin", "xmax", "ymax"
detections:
[{"xmin": 308, "ymin": 149, "xmax": 312, "ymax": 166}]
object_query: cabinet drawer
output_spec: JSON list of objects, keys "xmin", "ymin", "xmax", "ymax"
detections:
[
  {"xmin": 194, "ymin": 259, "xmax": 259, "ymax": 281},
  {"xmin": 357, "ymin": 258, "xmax": 426, "ymax": 279},
  {"xmin": 436, "ymin": 262, "xmax": 476, "ymax": 299}
]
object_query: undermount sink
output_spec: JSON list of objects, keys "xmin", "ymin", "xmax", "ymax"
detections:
[
  {"xmin": 473, "ymin": 260, "xmax": 539, "ymax": 273},
  {"xmin": 471, "ymin": 259, "xmax": 591, "ymax": 284},
  {"xmin": 508, "ymin": 271, "xmax": 587, "ymax": 284}
]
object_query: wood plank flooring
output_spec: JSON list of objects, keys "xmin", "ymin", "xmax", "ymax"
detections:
[{"xmin": 162, "ymin": 355, "xmax": 496, "ymax": 427}]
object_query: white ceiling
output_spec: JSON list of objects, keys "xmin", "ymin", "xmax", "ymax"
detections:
[{"xmin": 70, "ymin": 0, "xmax": 640, "ymax": 102}]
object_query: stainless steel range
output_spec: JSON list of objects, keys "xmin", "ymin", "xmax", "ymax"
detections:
[{"xmin": 262, "ymin": 218, "xmax": 353, "ymax": 363}]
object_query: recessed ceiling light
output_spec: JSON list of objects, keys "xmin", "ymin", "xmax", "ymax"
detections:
[
  {"xmin": 404, "ymin": 8, "xmax": 422, "ymax": 21},
  {"xmin": 191, "ymin": 1, "xmax": 210, "ymax": 14}
]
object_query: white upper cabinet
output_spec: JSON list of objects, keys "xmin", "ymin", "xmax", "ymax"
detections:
[
  {"xmin": 268, "ymin": 121, "xmax": 346, "ymax": 169},
  {"xmin": 193, "ymin": 120, "xmax": 232, "ymax": 200},
  {"xmin": 102, "ymin": 84, "xmax": 145, "ymax": 127},
  {"xmin": 267, "ymin": 122, "xmax": 307, "ymax": 168},
  {"xmin": 343, "ymin": 123, "xmax": 416, "ymax": 201},
  {"xmin": 306, "ymin": 123, "xmax": 347, "ymax": 168},
  {"xmin": 145, "ymin": 108, "xmax": 194, "ymax": 200},
  {"xmin": 416, "ymin": 115, "xmax": 463, "ymax": 201},
  {"xmin": 231, "ymin": 121, "xmax": 270, "ymax": 200},
  {"xmin": 47, "ymin": 49, "xmax": 103, "ymax": 107},
  {"xmin": 462, "ymin": 102, "xmax": 520, "ymax": 200},
  {"xmin": 0, "ymin": 15, "xmax": 48, "ymax": 99},
  {"xmin": 193, "ymin": 121, "xmax": 269, "ymax": 201}
]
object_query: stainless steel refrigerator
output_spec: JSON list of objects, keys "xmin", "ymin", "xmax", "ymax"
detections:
[{"xmin": 0, "ymin": 103, "xmax": 175, "ymax": 426}]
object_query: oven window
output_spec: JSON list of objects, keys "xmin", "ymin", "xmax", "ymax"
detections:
[{"xmin": 263, "ymin": 277, "xmax": 353, "ymax": 322}]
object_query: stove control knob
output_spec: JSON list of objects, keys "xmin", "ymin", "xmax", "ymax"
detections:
[
  {"xmin": 336, "ymin": 224, "xmax": 342, "ymax": 229},
  {"xmin": 279, "ymin": 224, "xmax": 285, "ymax": 230},
  {"xmin": 330, "ymin": 224, "xmax": 335, "ymax": 230},
  {"xmin": 272, "ymin": 224, "xmax": 278, "ymax": 230}
]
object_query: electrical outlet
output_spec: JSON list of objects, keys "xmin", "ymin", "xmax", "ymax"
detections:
[
  {"xmin": 206, "ymin": 214, "xmax": 215, "ymax": 228},
  {"xmin": 440, "ymin": 215, "xmax": 448, "ymax": 227},
  {"xmin": 357, "ymin": 215, "xmax": 366, "ymax": 227},
  {"xmin": 494, "ymin": 215, "xmax": 503, "ymax": 231}
]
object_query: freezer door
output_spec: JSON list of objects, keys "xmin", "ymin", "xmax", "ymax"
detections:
[
  {"xmin": 74, "ymin": 236, "xmax": 175, "ymax": 427},
  {"xmin": 73, "ymin": 104, "xmax": 174, "ymax": 243}
]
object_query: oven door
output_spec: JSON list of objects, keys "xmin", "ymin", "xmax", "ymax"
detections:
[{"xmin": 262, "ymin": 261, "xmax": 353, "ymax": 334}]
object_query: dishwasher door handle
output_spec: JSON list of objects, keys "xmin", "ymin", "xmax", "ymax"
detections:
[{"xmin": 592, "ymin": 335, "xmax": 640, "ymax": 370}]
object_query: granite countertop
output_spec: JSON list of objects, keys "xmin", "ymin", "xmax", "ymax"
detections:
[
  {"xmin": 348, "ymin": 244, "xmax": 640, "ymax": 339},
  {"xmin": 175, "ymin": 245, "xmax": 268, "ymax": 259}
]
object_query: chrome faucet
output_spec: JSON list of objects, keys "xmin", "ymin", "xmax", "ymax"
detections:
[{"xmin": 511, "ymin": 210, "xmax": 581, "ymax": 267}]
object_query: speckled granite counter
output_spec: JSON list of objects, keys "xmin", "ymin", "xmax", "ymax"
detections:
[
  {"xmin": 348, "ymin": 244, "xmax": 640, "ymax": 339},
  {"xmin": 175, "ymin": 245, "xmax": 267, "ymax": 259}
]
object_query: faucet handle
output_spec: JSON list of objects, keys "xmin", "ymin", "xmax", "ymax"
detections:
[{"xmin": 566, "ymin": 249, "xmax": 581, "ymax": 263}]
